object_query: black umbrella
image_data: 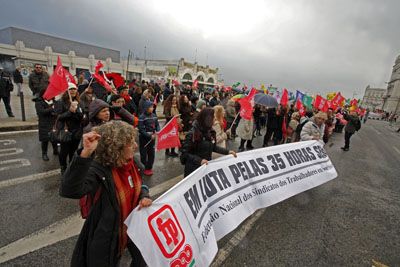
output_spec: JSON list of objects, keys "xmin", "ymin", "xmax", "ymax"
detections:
[{"xmin": 254, "ymin": 93, "xmax": 279, "ymax": 108}]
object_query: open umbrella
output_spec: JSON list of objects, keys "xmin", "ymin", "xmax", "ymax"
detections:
[
  {"xmin": 232, "ymin": 87, "xmax": 243, "ymax": 93},
  {"xmin": 254, "ymin": 93, "xmax": 279, "ymax": 107}
]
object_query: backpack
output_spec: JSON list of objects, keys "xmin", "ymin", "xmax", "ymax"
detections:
[
  {"xmin": 295, "ymin": 119, "xmax": 309, "ymax": 137},
  {"xmin": 79, "ymin": 186, "xmax": 102, "ymax": 219},
  {"xmin": 355, "ymin": 119, "xmax": 361, "ymax": 131}
]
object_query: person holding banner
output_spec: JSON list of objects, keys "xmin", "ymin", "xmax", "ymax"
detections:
[
  {"xmin": 180, "ymin": 107, "xmax": 237, "ymax": 177},
  {"xmin": 138, "ymin": 101, "xmax": 160, "ymax": 176},
  {"xmin": 60, "ymin": 121, "xmax": 152, "ymax": 267}
]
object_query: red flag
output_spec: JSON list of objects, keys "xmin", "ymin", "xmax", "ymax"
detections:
[
  {"xmin": 280, "ymin": 88, "xmax": 289, "ymax": 108},
  {"xmin": 244, "ymin": 86, "xmax": 248, "ymax": 90},
  {"xmin": 156, "ymin": 116, "xmax": 181, "ymax": 150},
  {"xmin": 282, "ymin": 116, "xmax": 287, "ymax": 139},
  {"xmin": 335, "ymin": 113, "xmax": 348, "ymax": 125},
  {"xmin": 43, "ymin": 57, "xmax": 74, "ymax": 100},
  {"xmin": 93, "ymin": 61, "xmax": 112, "ymax": 91},
  {"xmin": 105, "ymin": 73, "xmax": 124, "ymax": 88},
  {"xmin": 314, "ymin": 95, "xmax": 329, "ymax": 112},
  {"xmin": 238, "ymin": 88, "xmax": 257, "ymax": 120},
  {"xmin": 154, "ymin": 93, "xmax": 158, "ymax": 106},
  {"xmin": 350, "ymin": 99, "xmax": 358, "ymax": 107},
  {"xmin": 296, "ymin": 99, "xmax": 306, "ymax": 117},
  {"xmin": 173, "ymin": 79, "xmax": 180, "ymax": 85},
  {"xmin": 332, "ymin": 92, "xmax": 346, "ymax": 106},
  {"xmin": 227, "ymin": 86, "xmax": 231, "ymax": 91},
  {"xmin": 192, "ymin": 79, "xmax": 199, "ymax": 88}
]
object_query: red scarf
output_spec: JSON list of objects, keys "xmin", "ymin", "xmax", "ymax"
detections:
[
  {"xmin": 111, "ymin": 158, "xmax": 142, "ymax": 256},
  {"xmin": 122, "ymin": 94, "xmax": 131, "ymax": 106}
]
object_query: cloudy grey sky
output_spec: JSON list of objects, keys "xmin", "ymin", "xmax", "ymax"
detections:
[{"xmin": 1, "ymin": 0, "xmax": 399, "ymax": 98}]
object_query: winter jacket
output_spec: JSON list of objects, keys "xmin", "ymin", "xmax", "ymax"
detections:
[
  {"xmin": 212, "ymin": 121, "xmax": 227, "ymax": 159},
  {"xmin": 60, "ymin": 152, "xmax": 149, "ymax": 267},
  {"xmin": 225, "ymin": 104, "xmax": 236, "ymax": 123},
  {"xmin": 209, "ymin": 97, "xmax": 220, "ymax": 107},
  {"xmin": 13, "ymin": 69, "xmax": 23, "ymax": 84},
  {"xmin": 29, "ymin": 71, "xmax": 49, "ymax": 95},
  {"xmin": 83, "ymin": 99, "xmax": 136, "ymax": 134},
  {"xmin": 55, "ymin": 99, "xmax": 84, "ymax": 140},
  {"xmin": 181, "ymin": 120, "xmax": 229, "ymax": 177},
  {"xmin": 237, "ymin": 117, "xmax": 254, "ymax": 140},
  {"xmin": 163, "ymin": 86, "xmax": 174, "ymax": 102},
  {"xmin": 0, "ymin": 72, "xmax": 13, "ymax": 97},
  {"xmin": 300, "ymin": 117, "xmax": 325, "ymax": 141},
  {"xmin": 267, "ymin": 109, "xmax": 278, "ymax": 129},
  {"xmin": 344, "ymin": 113, "xmax": 360, "ymax": 134},
  {"xmin": 34, "ymin": 97, "xmax": 57, "ymax": 142},
  {"xmin": 80, "ymin": 91, "xmax": 95, "ymax": 115},
  {"xmin": 138, "ymin": 102, "xmax": 160, "ymax": 140},
  {"xmin": 179, "ymin": 104, "xmax": 192, "ymax": 132},
  {"xmin": 137, "ymin": 95, "xmax": 154, "ymax": 115}
]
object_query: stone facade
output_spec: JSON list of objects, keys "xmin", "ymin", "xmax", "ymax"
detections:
[
  {"xmin": 383, "ymin": 55, "xmax": 400, "ymax": 114},
  {"xmin": 360, "ymin": 85, "xmax": 386, "ymax": 110}
]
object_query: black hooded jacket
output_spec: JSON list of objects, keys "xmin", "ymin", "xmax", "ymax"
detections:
[{"xmin": 180, "ymin": 120, "xmax": 229, "ymax": 177}]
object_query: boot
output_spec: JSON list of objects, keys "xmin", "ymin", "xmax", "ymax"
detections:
[
  {"xmin": 246, "ymin": 141, "xmax": 254, "ymax": 150},
  {"xmin": 42, "ymin": 153, "xmax": 49, "ymax": 161},
  {"xmin": 170, "ymin": 148, "xmax": 179, "ymax": 157},
  {"xmin": 60, "ymin": 166, "xmax": 67, "ymax": 175}
]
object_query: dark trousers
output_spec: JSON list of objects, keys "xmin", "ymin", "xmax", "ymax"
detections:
[
  {"xmin": 264, "ymin": 128, "xmax": 279, "ymax": 146},
  {"xmin": 139, "ymin": 136, "xmax": 155, "ymax": 170},
  {"xmin": 0, "ymin": 96, "xmax": 13, "ymax": 116},
  {"xmin": 41, "ymin": 141, "xmax": 58, "ymax": 154},
  {"xmin": 59, "ymin": 139, "xmax": 80, "ymax": 168},
  {"xmin": 240, "ymin": 139, "xmax": 252, "ymax": 148},
  {"xmin": 344, "ymin": 131, "xmax": 353, "ymax": 149},
  {"xmin": 126, "ymin": 241, "xmax": 146, "ymax": 267}
]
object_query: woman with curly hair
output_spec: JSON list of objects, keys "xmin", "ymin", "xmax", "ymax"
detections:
[{"xmin": 60, "ymin": 120, "xmax": 152, "ymax": 267}]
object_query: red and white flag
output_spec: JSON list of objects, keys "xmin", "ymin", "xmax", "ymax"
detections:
[
  {"xmin": 154, "ymin": 93, "xmax": 158, "ymax": 106},
  {"xmin": 335, "ymin": 113, "xmax": 347, "ymax": 125},
  {"xmin": 332, "ymin": 92, "xmax": 346, "ymax": 106},
  {"xmin": 156, "ymin": 116, "xmax": 181, "ymax": 151},
  {"xmin": 238, "ymin": 88, "xmax": 257, "ymax": 120},
  {"xmin": 314, "ymin": 95, "xmax": 329, "ymax": 112},
  {"xmin": 93, "ymin": 61, "xmax": 112, "ymax": 91},
  {"xmin": 43, "ymin": 57, "xmax": 76, "ymax": 100},
  {"xmin": 280, "ymin": 88, "xmax": 289, "ymax": 108},
  {"xmin": 192, "ymin": 79, "xmax": 199, "ymax": 88},
  {"xmin": 296, "ymin": 99, "xmax": 306, "ymax": 117},
  {"xmin": 173, "ymin": 79, "xmax": 180, "ymax": 85}
]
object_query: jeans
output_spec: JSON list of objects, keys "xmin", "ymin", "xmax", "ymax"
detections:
[
  {"xmin": 0, "ymin": 96, "xmax": 13, "ymax": 116},
  {"xmin": 344, "ymin": 131, "xmax": 353, "ymax": 149}
]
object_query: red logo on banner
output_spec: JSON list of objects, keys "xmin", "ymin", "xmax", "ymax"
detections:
[
  {"xmin": 170, "ymin": 244, "xmax": 194, "ymax": 267},
  {"xmin": 148, "ymin": 205, "xmax": 185, "ymax": 258}
]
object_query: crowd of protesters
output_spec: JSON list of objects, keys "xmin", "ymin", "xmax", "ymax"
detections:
[{"xmin": 3, "ymin": 63, "xmax": 400, "ymax": 266}]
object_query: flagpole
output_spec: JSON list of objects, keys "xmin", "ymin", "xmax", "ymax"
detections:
[
  {"xmin": 67, "ymin": 88, "xmax": 73, "ymax": 103},
  {"xmin": 229, "ymin": 113, "xmax": 240, "ymax": 131}
]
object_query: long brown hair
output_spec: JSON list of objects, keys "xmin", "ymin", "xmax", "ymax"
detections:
[
  {"xmin": 196, "ymin": 107, "xmax": 214, "ymax": 131},
  {"xmin": 61, "ymin": 90, "xmax": 80, "ymax": 104},
  {"xmin": 163, "ymin": 94, "xmax": 177, "ymax": 114},
  {"xmin": 178, "ymin": 95, "xmax": 190, "ymax": 110}
]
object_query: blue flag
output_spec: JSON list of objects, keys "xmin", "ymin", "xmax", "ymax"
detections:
[{"xmin": 296, "ymin": 90, "xmax": 305, "ymax": 103}]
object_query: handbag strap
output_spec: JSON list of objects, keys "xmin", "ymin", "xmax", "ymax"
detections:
[{"xmin": 52, "ymin": 115, "xmax": 61, "ymax": 130}]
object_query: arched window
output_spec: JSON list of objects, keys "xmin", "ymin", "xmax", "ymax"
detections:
[
  {"xmin": 207, "ymin": 77, "xmax": 214, "ymax": 84},
  {"xmin": 196, "ymin": 75, "xmax": 204, "ymax": 82},
  {"xmin": 183, "ymin": 73, "xmax": 192, "ymax": 80}
]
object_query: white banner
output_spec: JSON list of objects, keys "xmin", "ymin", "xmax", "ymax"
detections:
[{"xmin": 125, "ymin": 140, "xmax": 337, "ymax": 267}]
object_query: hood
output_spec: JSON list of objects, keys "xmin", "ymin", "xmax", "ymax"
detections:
[
  {"xmin": 196, "ymin": 100, "xmax": 206, "ymax": 109},
  {"xmin": 142, "ymin": 100, "xmax": 154, "ymax": 113},
  {"xmin": 89, "ymin": 99, "xmax": 109, "ymax": 121}
]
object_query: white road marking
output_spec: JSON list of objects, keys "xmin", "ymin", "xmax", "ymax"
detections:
[
  {"xmin": 211, "ymin": 209, "xmax": 266, "ymax": 267},
  {"xmin": 0, "ymin": 213, "xmax": 84, "ymax": 264},
  {"xmin": 0, "ymin": 173, "xmax": 184, "ymax": 263},
  {"xmin": 0, "ymin": 148, "xmax": 23, "ymax": 157},
  {"xmin": 0, "ymin": 139, "xmax": 16, "ymax": 145},
  {"xmin": 0, "ymin": 159, "xmax": 31, "ymax": 172},
  {"xmin": 0, "ymin": 169, "xmax": 60, "ymax": 189},
  {"xmin": 0, "ymin": 130, "xmax": 38, "ymax": 136}
]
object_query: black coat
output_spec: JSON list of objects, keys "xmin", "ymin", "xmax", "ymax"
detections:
[
  {"xmin": 180, "ymin": 121, "xmax": 229, "ymax": 177},
  {"xmin": 34, "ymin": 98, "xmax": 57, "ymax": 142},
  {"xmin": 55, "ymin": 99, "xmax": 84, "ymax": 140},
  {"xmin": 179, "ymin": 104, "xmax": 192, "ymax": 132},
  {"xmin": 0, "ymin": 72, "xmax": 13, "ymax": 97},
  {"xmin": 60, "ymin": 153, "xmax": 149, "ymax": 267},
  {"xmin": 267, "ymin": 109, "xmax": 278, "ymax": 129},
  {"xmin": 13, "ymin": 70, "xmax": 23, "ymax": 83}
]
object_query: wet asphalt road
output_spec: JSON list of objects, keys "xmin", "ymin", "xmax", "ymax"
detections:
[{"xmin": 0, "ymin": 119, "xmax": 399, "ymax": 266}]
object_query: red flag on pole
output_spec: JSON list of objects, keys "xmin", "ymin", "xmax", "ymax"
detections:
[
  {"xmin": 238, "ymin": 88, "xmax": 257, "ymax": 120},
  {"xmin": 43, "ymin": 57, "xmax": 75, "ymax": 100},
  {"xmin": 332, "ymin": 92, "xmax": 346, "ymax": 106},
  {"xmin": 350, "ymin": 99, "xmax": 358, "ymax": 107},
  {"xmin": 156, "ymin": 116, "xmax": 181, "ymax": 150},
  {"xmin": 192, "ymin": 79, "xmax": 199, "ymax": 88},
  {"xmin": 335, "ymin": 113, "xmax": 348, "ymax": 125},
  {"xmin": 282, "ymin": 116, "xmax": 287, "ymax": 138},
  {"xmin": 314, "ymin": 95, "xmax": 329, "ymax": 112},
  {"xmin": 93, "ymin": 61, "xmax": 112, "ymax": 91},
  {"xmin": 296, "ymin": 99, "xmax": 306, "ymax": 117},
  {"xmin": 280, "ymin": 88, "xmax": 289, "ymax": 108},
  {"xmin": 173, "ymin": 79, "xmax": 180, "ymax": 85}
]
